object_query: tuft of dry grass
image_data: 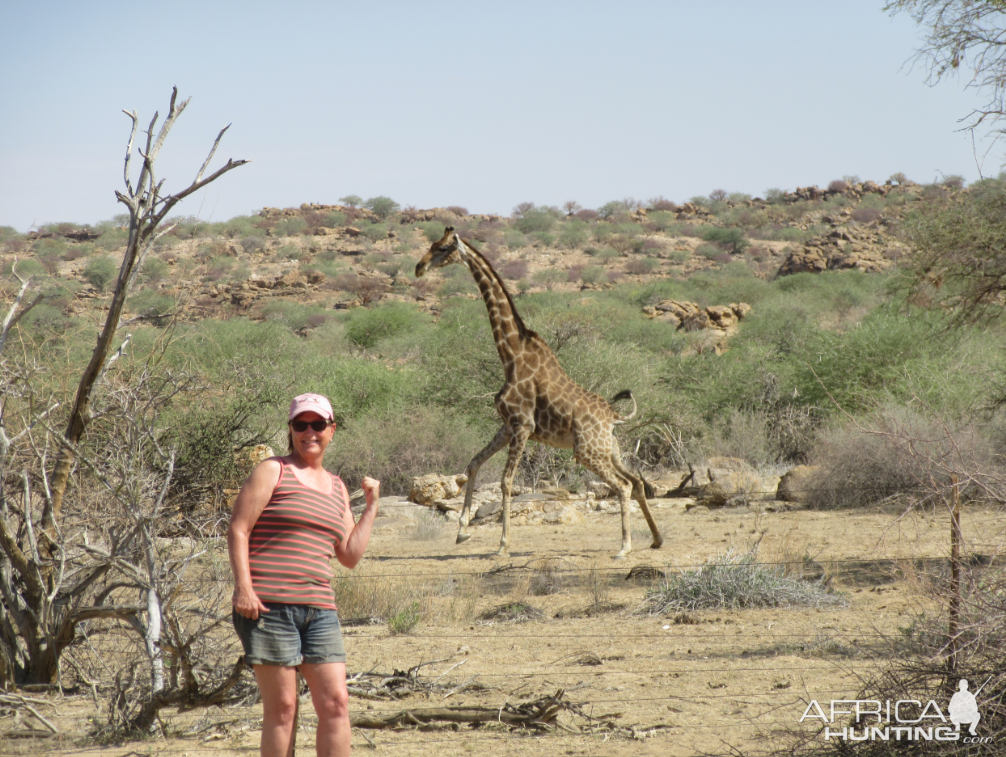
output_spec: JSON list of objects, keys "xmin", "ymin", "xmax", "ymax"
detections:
[{"xmin": 641, "ymin": 547, "xmax": 847, "ymax": 614}]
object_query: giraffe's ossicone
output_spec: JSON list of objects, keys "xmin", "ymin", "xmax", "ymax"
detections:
[{"xmin": 415, "ymin": 227, "xmax": 663, "ymax": 559}]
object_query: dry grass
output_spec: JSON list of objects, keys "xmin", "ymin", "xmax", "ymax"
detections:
[{"xmin": 332, "ymin": 567, "xmax": 481, "ymax": 628}]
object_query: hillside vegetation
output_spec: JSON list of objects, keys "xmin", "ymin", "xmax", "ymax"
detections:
[{"xmin": 2, "ymin": 175, "xmax": 1003, "ymax": 510}]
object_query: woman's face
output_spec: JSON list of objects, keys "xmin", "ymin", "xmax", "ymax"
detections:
[{"xmin": 289, "ymin": 411, "xmax": 335, "ymax": 458}]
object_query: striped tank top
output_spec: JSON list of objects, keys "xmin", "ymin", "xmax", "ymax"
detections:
[{"xmin": 248, "ymin": 459, "xmax": 349, "ymax": 609}]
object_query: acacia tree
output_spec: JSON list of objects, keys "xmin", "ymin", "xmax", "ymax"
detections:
[
  {"xmin": 888, "ymin": 3, "xmax": 1006, "ymax": 320},
  {"xmin": 887, "ymin": 0, "xmax": 1006, "ymax": 136}
]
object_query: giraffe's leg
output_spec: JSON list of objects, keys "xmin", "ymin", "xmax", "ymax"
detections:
[
  {"xmin": 610, "ymin": 437, "xmax": 663, "ymax": 549},
  {"xmin": 576, "ymin": 440, "xmax": 635, "ymax": 559},
  {"xmin": 497, "ymin": 427, "xmax": 530, "ymax": 556},
  {"xmin": 457, "ymin": 426, "xmax": 511, "ymax": 544}
]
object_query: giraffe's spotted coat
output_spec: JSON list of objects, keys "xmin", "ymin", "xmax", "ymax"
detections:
[{"xmin": 416, "ymin": 228, "xmax": 663, "ymax": 558}]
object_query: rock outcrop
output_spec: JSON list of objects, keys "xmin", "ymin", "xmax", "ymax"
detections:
[{"xmin": 408, "ymin": 473, "xmax": 469, "ymax": 506}]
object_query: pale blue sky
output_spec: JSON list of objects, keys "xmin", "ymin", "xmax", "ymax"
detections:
[{"xmin": 0, "ymin": 1, "xmax": 990, "ymax": 231}]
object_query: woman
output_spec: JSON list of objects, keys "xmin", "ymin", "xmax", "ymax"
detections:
[{"xmin": 228, "ymin": 392, "xmax": 379, "ymax": 757}]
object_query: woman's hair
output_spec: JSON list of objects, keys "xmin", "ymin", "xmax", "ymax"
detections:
[{"xmin": 287, "ymin": 429, "xmax": 294, "ymax": 455}]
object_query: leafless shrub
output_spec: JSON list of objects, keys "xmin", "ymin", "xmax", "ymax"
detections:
[
  {"xmin": 641, "ymin": 547, "xmax": 847, "ymax": 614},
  {"xmin": 478, "ymin": 602, "xmax": 544, "ymax": 624},
  {"xmin": 850, "ymin": 207, "xmax": 883, "ymax": 224},
  {"xmin": 828, "ymin": 179, "xmax": 850, "ymax": 192},
  {"xmin": 511, "ymin": 201, "xmax": 535, "ymax": 219},
  {"xmin": 807, "ymin": 404, "xmax": 1005, "ymax": 510},
  {"xmin": 501, "ymin": 259, "xmax": 528, "ymax": 281},
  {"xmin": 574, "ymin": 208, "xmax": 599, "ymax": 221},
  {"xmin": 527, "ymin": 557, "xmax": 568, "ymax": 596}
]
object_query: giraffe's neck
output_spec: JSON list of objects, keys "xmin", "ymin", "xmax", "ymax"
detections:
[{"xmin": 458, "ymin": 243, "xmax": 526, "ymax": 370}]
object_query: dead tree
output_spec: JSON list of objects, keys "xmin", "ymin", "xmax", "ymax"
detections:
[
  {"xmin": 44, "ymin": 86, "xmax": 248, "ymax": 540},
  {"xmin": 0, "ymin": 88, "xmax": 247, "ymax": 687}
]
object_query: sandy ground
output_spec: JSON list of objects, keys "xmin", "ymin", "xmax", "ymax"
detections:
[{"xmin": 5, "ymin": 492, "xmax": 1003, "ymax": 757}]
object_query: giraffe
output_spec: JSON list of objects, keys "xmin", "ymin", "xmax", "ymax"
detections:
[{"xmin": 415, "ymin": 227, "xmax": 663, "ymax": 559}]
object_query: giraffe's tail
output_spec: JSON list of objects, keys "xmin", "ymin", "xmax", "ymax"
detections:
[{"xmin": 610, "ymin": 389, "xmax": 637, "ymax": 422}]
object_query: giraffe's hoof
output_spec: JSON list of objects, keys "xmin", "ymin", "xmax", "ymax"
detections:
[
  {"xmin": 496, "ymin": 547, "xmax": 509, "ymax": 557},
  {"xmin": 650, "ymin": 539, "xmax": 664, "ymax": 550},
  {"xmin": 612, "ymin": 552, "xmax": 629, "ymax": 561},
  {"xmin": 456, "ymin": 533, "xmax": 472, "ymax": 544}
]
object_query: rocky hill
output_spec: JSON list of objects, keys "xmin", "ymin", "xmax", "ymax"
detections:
[{"xmin": 1, "ymin": 177, "xmax": 946, "ymax": 336}]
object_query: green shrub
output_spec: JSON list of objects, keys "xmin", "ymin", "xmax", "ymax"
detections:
[
  {"xmin": 343, "ymin": 301, "xmax": 424, "ymax": 349},
  {"xmin": 339, "ymin": 194, "xmax": 363, "ymax": 208},
  {"xmin": 558, "ymin": 220, "xmax": 589, "ymax": 249},
  {"xmin": 532, "ymin": 231, "xmax": 555, "ymax": 247},
  {"xmin": 327, "ymin": 404, "xmax": 499, "ymax": 495},
  {"xmin": 417, "ymin": 221, "xmax": 445, "ymax": 243},
  {"xmin": 647, "ymin": 211, "xmax": 677, "ymax": 232},
  {"xmin": 323, "ymin": 211, "xmax": 347, "ymax": 228},
  {"xmin": 95, "ymin": 226, "xmax": 128, "ymax": 251},
  {"xmin": 218, "ymin": 215, "xmax": 264, "ymax": 238},
  {"xmin": 586, "ymin": 246, "xmax": 619, "ymax": 262},
  {"xmin": 130, "ymin": 291, "xmax": 175, "ymax": 325},
  {"xmin": 84, "ymin": 256, "xmax": 119, "ymax": 291},
  {"xmin": 274, "ymin": 217, "xmax": 308, "ymax": 236},
  {"xmin": 388, "ymin": 602, "xmax": 422, "ymax": 634},
  {"xmin": 598, "ymin": 200, "xmax": 629, "ymax": 219},
  {"xmin": 503, "ymin": 228, "xmax": 527, "ymax": 249},
  {"xmin": 140, "ymin": 257, "xmax": 171, "ymax": 285},
  {"xmin": 579, "ymin": 265, "xmax": 606, "ymax": 285},
  {"xmin": 358, "ymin": 221, "xmax": 389, "ymax": 243},
  {"xmin": 700, "ymin": 226, "xmax": 748, "ymax": 254},
  {"xmin": 533, "ymin": 269, "xmax": 565, "ymax": 290},
  {"xmin": 261, "ymin": 301, "xmax": 331, "ymax": 332},
  {"xmin": 514, "ymin": 207, "xmax": 556, "ymax": 234},
  {"xmin": 4, "ymin": 258, "xmax": 46, "ymax": 278},
  {"xmin": 20, "ymin": 304, "xmax": 69, "ymax": 336},
  {"xmin": 365, "ymin": 196, "xmax": 400, "ymax": 220}
]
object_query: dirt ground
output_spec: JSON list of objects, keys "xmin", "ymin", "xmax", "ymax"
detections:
[{"xmin": 6, "ymin": 489, "xmax": 1004, "ymax": 757}]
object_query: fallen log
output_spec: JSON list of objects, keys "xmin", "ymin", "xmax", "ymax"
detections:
[{"xmin": 351, "ymin": 689, "xmax": 568, "ymax": 731}]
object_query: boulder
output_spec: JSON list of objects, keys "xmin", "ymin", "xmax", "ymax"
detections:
[
  {"xmin": 647, "ymin": 300, "xmax": 750, "ymax": 333},
  {"xmin": 695, "ymin": 458, "xmax": 763, "ymax": 507},
  {"xmin": 731, "ymin": 302, "xmax": 752, "ymax": 319},
  {"xmin": 777, "ymin": 465, "xmax": 821, "ymax": 504},
  {"xmin": 705, "ymin": 305, "xmax": 737, "ymax": 329},
  {"xmin": 471, "ymin": 491, "xmax": 585, "ymax": 526},
  {"xmin": 697, "ymin": 470, "xmax": 762, "ymax": 506},
  {"xmin": 409, "ymin": 473, "xmax": 469, "ymax": 506}
]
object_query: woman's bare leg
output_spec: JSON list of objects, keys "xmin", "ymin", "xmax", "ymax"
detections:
[
  {"xmin": 254, "ymin": 665, "xmax": 299, "ymax": 757},
  {"xmin": 300, "ymin": 662, "xmax": 350, "ymax": 757}
]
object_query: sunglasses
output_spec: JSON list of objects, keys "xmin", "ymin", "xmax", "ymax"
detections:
[{"xmin": 290, "ymin": 419, "xmax": 332, "ymax": 433}]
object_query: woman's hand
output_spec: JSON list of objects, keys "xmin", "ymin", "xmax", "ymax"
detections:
[
  {"xmin": 233, "ymin": 587, "xmax": 269, "ymax": 620},
  {"xmin": 362, "ymin": 476, "xmax": 380, "ymax": 510}
]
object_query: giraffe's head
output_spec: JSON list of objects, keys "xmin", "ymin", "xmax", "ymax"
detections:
[{"xmin": 415, "ymin": 226, "xmax": 463, "ymax": 277}]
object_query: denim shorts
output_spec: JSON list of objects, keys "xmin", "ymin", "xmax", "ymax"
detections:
[{"xmin": 232, "ymin": 602, "xmax": 346, "ymax": 668}]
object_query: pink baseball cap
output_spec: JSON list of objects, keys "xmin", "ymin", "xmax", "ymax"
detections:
[{"xmin": 288, "ymin": 393, "xmax": 334, "ymax": 422}]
